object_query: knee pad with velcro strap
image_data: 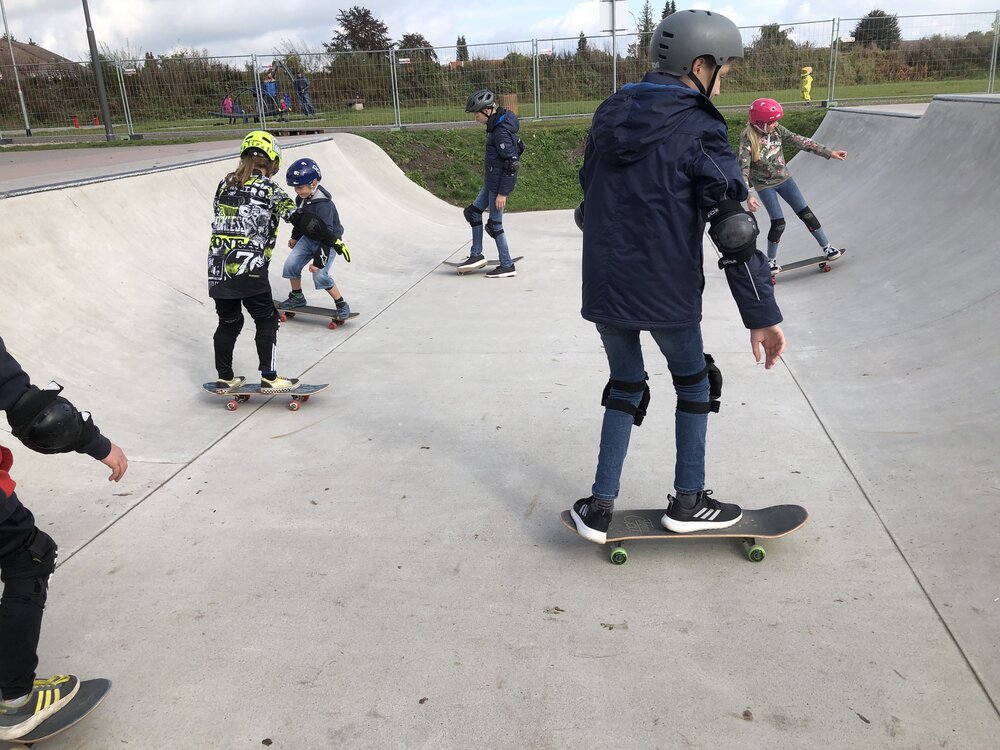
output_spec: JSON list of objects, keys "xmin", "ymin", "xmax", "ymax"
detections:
[
  {"xmin": 1, "ymin": 529, "xmax": 57, "ymax": 608},
  {"xmin": 767, "ymin": 219, "xmax": 786, "ymax": 244},
  {"xmin": 601, "ymin": 374, "xmax": 650, "ymax": 426},
  {"xmin": 672, "ymin": 354, "xmax": 722, "ymax": 415},
  {"xmin": 796, "ymin": 206, "xmax": 822, "ymax": 233},
  {"xmin": 463, "ymin": 204, "xmax": 483, "ymax": 227},
  {"xmin": 485, "ymin": 219, "xmax": 504, "ymax": 238}
]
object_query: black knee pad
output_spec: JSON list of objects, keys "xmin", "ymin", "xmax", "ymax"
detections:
[
  {"xmin": 463, "ymin": 204, "xmax": 483, "ymax": 227},
  {"xmin": 602, "ymin": 374, "xmax": 650, "ymax": 426},
  {"xmin": 1, "ymin": 529, "xmax": 57, "ymax": 608},
  {"xmin": 485, "ymin": 219, "xmax": 504, "ymax": 239},
  {"xmin": 796, "ymin": 206, "xmax": 822, "ymax": 233},
  {"xmin": 767, "ymin": 219, "xmax": 786, "ymax": 244},
  {"xmin": 672, "ymin": 354, "xmax": 722, "ymax": 414}
]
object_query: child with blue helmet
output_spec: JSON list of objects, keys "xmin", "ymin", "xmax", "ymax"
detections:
[{"xmin": 278, "ymin": 157, "xmax": 352, "ymax": 320}]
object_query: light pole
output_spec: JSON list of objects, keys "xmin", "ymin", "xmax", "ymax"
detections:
[
  {"xmin": 0, "ymin": 0, "xmax": 32, "ymax": 136},
  {"xmin": 81, "ymin": 0, "xmax": 115, "ymax": 140}
]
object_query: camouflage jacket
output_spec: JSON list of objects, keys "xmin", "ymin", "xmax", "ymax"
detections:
[
  {"xmin": 737, "ymin": 124, "xmax": 833, "ymax": 191},
  {"xmin": 208, "ymin": 173, "xmax": 296, "ymax": 299}
]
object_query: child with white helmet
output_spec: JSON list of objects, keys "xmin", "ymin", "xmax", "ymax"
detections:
[
  {"xmin": 278, "ymin": 157, "xmax": 352, "ymax": 320},
  {"xmin": 738, "ymin": 98, "xmax": 847, "ymax": 274}
]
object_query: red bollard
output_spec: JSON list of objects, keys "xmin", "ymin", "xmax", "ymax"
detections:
[{"xmin": 72, "ymin": 115, "xmax": 80, "ymax": 128}]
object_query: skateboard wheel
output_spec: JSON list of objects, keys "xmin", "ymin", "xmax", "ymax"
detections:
[
  {"xmin": 226, "ymin": 400, "xmax": 238, "ymax": 411},
  {"xmin": 288, "ymin": 400, "xmax": 300, "ymax": 411},
  {"xmin": 747, "ymin": 544, "xmax": 766, "ymax": 562},
  {"xmin": 328, "ymin": 321, "xmax": 337, "ymax": 330},
  {"xmin": 279, "ymin": 313, "xmax": 287, "ymax": 322},
  {"xmin": 770, "ymin": 277, "xmax": 777, "ymax": 286},
  {"xmin": 610, "ymin": 546, "xmax": 628, "ymax": 565},
  {"xmin": 821, "ymin": 264, "xmax": 831, "ymax": 272}
]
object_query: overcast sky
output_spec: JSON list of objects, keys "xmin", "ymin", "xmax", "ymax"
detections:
[{"xmin": 2, "ymin": 0, "xmax": 995, "ymax": 62}]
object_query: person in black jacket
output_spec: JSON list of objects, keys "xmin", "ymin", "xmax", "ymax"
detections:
[
  {"xmin": 0, "ymin": 335, "xmax": 127, "ymax": 740},
  {"xmin": 569, "ymin": 9, "xmax": 786, "ymax": 544},
  {"xmin": 456, "ymin": 89, "xmax": 523, "ymax": 278}
]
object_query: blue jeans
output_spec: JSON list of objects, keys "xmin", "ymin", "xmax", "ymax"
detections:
[
  {"xmin": 592, "ymin": 323, "xmax": 710, "ymax": 501},
  {"xmin": 282, "ymin": 236, "xmax": 335, "ymax": 290},
  {"xmin": 757, "ymin": 177, "xmax": 829, "ymax": 259},
  {"xmin": 470, "ymin": 186, "xmax": 512, "ymax": 267}
]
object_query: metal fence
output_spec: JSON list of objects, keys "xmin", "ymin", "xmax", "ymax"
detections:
[{"xmin": 1, "ymin": 11, "xmax": 998, "ymax": 138}]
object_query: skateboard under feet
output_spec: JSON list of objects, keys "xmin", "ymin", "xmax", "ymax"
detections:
[{"xmin": 201, "ymin": 382, "xmax": 330, "ymax": 412}]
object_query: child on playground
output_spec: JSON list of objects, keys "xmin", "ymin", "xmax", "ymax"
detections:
[
  {"xmin": 800, "ymin": 66, "xmax": 813, "ymax": 102},
  {"xmin": 209, "ymin": 132, "xmax": 337, "ymax": 393},
  {"xmin": 738, "ymin": 98, "xmax": 847, "ymax": 274},
  {"xmin": 277, "ymin": 158, "xmax": 353, "ymax": 319},
  {"xmin": 456, "ymin": 88, "xmax": 523, "ymax": 278}
]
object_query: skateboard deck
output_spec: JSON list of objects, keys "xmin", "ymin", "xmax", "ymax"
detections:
[
  {"xmin": 560, "ymin": 504, "xmax": 809, "ymax": 564},
  {"xmin": 444, "ymin": 256, "xmax": 524, "ymax": 274},
  {"xmin": 7, "ymin": 678, "xmax": 111, "ymax": 748},
  {"xmin": 273, "ymin": 302, "xmax": 359, "ymax": 330},
  {"xmin": 201, "ymin": 382, "xmax": 329, "ymax": 411},
  {"xmin": 772, "ymin": 249, "xmax": 847, "ymax": 283}
]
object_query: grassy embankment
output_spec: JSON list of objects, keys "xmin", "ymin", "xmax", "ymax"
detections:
[{"xmin": 361, "ymin": 107, "xmax": 828, "ymax": 212}]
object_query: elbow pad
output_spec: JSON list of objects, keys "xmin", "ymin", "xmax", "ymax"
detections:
[
  {"xmin": 8, "ymin": 382, "xmax": 95, "ymax": 454},
  {"xmin": 706, "ymin": 200, "xmax": 759, "ymax": 268},
  {"xmin": 503, "ymin": 158, "xmax": 520, "ymax": 176},
  {"xmin": 290, "ymin": 212, "xmax": 337, "ymax": 246}
]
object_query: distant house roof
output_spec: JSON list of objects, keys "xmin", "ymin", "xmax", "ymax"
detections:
[{"xmin": 0, "ymin": 38, "xmax": 76, "ymax": 68}]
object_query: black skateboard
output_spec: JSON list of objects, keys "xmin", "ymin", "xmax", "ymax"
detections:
[
  {"xmin": 444, "ymin": 256, "xmax": 524, "ymax": 274},
  {"xmin": 6, "ymin": 678, "xmax": 111, "ymax": 748},
  {"xmin": 772, "ymin": 249, "xmax": 847, "ymax": 283},
  {"xmin": 201, "ymin": 382, "xmax": 329, "ymax": 411},
  {"xmin": 273, "ymin": 301, "xmax": 359, "ymax": 330},
  {"xmin": 560, "ymin": 504, "xmax": 809, "ymax": 564}
]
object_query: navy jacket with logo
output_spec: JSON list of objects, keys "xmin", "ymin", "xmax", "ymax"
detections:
[
  {"xmin": 484, "ymin": 108, "xmax": 521, "ymax": 196},
  {"xmin": 579, "ymin": 71, "xmax": 780, "ymax": 331}
]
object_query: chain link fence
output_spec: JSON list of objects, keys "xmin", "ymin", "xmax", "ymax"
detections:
[{"xmin": 1, "ymin": 11, "xmax": 998, "ymax": 138}]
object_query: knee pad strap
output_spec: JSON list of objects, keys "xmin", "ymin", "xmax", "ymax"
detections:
[
  {"xmin": 602, "ymin": 374, "xmax": 650, "ymax": 426},
  {"xmin": 673, "ymin": 354, "xmax": 722, "ymax": 414}
]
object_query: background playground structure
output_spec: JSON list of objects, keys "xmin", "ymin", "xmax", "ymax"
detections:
[{"xmin": 0, "ymin": 11, "xmax": 997, "ymax": 138}]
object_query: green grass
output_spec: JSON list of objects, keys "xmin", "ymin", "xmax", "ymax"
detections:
[{"xmin": 361, "ymin": 108, "xmax": 828, "ymax": 212}]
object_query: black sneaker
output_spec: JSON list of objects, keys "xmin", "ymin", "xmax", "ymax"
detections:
[
  {"xmin": 570, "ymin": 497, "xmax": 612, "ymax": 544},
  {"xmin": 0, "ymin": 675, "xmax": 80, "ymax": 740},
  {"xmin": 661, "ymin": 490, "xmax": 742, "ymax": 533},
  {"xmin": 457, "ymin": 255, "xmax": 486, "ymax": 272},
  {"xmin": 485, "ymin": 264, "xmax": 516, "ymax": 278}
]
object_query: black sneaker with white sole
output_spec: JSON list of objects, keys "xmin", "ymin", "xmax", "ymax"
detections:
[
  {"xmin": 661, "ymin": 490, "xmax": 742, "ymax": 533},
  {"xmin": 570, "ymin": 497, "xmax": 612, "ymax": 544},
  {"xmin": 485, "ymin": 264, "xmax": 516, "ymax": 278},
  {"xmin": 457, "ymin": 255, "xmax": 486, "ymax": 272}
]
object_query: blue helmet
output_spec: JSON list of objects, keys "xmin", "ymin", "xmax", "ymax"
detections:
[{"xmin": 286, "ymin": 157, "xmax": 322, "ymax": 186}]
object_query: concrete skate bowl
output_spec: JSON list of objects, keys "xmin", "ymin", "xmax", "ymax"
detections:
[{"xmin": 768, "ymin": 94, "xmax": 1000, "ymax": 695}]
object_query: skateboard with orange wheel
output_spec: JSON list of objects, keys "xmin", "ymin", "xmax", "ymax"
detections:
[
  {"xmin": 201, "ymin": 382, "xmax": 329, "ymax": 411},
  {"xmin": 771, "ymin": 249, "xmax": 847, "ymax": 284}
]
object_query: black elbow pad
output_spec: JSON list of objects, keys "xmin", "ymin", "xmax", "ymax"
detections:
[{"xmin": 707, "ymin": 200, "xmax": 759, "ymax": 268}]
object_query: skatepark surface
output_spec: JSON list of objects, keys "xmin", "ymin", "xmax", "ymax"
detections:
[{"xmin": 0, "ymin": 94, "xmax": 997, "ymax": 747}]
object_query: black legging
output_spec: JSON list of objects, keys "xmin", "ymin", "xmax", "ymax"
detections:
[{"xmin": 213, "ymin": 292, "xmax": 279, "ymax": 378}]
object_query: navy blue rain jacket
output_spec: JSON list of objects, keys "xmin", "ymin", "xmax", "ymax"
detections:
[
  {"xmin": 484, "ymin": 108, "xmax": 521, "ymax": 196},
  {"xmin": 580, "ymin": 72, "xmax": 781, "ymax": 331}
]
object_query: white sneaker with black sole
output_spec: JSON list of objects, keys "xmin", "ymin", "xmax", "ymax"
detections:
[
  {"xmin": 661, "ymin": 490, "xmax": 742, "ymax": 533},
  {"xmin": 570, "ymin": 497, "xmax": 612, "ymax": 544}
]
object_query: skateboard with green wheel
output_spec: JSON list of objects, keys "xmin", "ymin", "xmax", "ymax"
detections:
[
  {"xmin": 6, "ymin": 678, "xmax": 111, "ymax": 748},
  {"xmin": 560, "ymin": 504, "xmax": 809, "ymax": 565}
]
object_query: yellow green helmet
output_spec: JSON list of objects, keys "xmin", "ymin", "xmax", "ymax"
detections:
[{"xmin": 240, "ymin": 130, "xmax": 281, "ymax": 168}]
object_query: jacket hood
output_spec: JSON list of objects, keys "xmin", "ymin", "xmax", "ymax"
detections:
[
  {"xmin": 487, "ymin": 108, "xmax": 519, "ymax": 134},
  {"xmin": 589, "ymin": 73, "xmax": 723, "ymax": 165}
]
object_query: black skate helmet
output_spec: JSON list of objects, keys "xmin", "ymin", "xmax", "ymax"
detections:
[{"xmin": 465, "ymin": 88, "xmax": 496, "ymax": 113}]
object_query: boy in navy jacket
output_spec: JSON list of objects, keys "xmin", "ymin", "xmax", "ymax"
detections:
[
  {"xmin": 570, "ymin": 9, "xmax": 786, "ymax": 543},
  {"xmin": 0, "ymin": 335, "xmax": 127, "ymax": 740},
  {"xmin": 455, "ymin": 89, "xmax": 523, "ymax": 278}
]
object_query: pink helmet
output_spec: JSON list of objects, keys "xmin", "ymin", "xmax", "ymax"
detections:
[{"xmin": 749, "ymin": 98, "xmax": 783, "ymax": 127}]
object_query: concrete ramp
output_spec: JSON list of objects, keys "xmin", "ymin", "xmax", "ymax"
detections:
[
  {"xmin": 0, "ymin": 106, "xmax": 998, "ymax": 747},
  {"xmin": 774, "ymin": 94, "xmax": 1000, "ymax": 697}
]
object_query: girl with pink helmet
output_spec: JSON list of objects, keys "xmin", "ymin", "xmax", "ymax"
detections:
[{"xmin": 738, "ymin": 98, "xmax": 848, "ymax": 274}]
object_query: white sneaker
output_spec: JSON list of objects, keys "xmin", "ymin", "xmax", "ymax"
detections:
[
  {"xmin": 823, "ymin": 246, "xmax": 842, "ymax": 261},
  {"xmin": 768, "ymin": 258, "xmax": 781, "ymax": 275}
]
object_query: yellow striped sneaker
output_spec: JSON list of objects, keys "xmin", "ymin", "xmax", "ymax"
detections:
[{"xmin": 0, "ymin": 674, "xmax": 80, "ymax": 740}]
